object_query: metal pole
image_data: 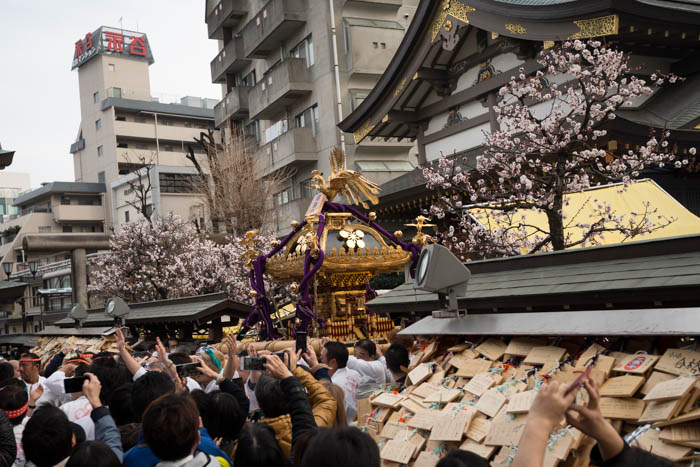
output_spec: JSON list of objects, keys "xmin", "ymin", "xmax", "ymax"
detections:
[
  {"xmin": 154, "ymin": 113, "xmax": 160, "ymax": 164},
  {"xmin": 328, "ymin": 0, "xmax": 346, "ymax": 153},
  {"xmin": 71, "ymin": 248, "xmax": 88, "ymax": 308}
]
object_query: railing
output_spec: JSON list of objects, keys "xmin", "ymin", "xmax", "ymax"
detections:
[{"xmin": 10, "ymin": 252, "xmax": 110, "ymax": 279}]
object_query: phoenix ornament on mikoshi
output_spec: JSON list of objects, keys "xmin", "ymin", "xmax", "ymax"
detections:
[{"xmin": 311, "ymin": 147, "xmax": 381, "ymax": 209}]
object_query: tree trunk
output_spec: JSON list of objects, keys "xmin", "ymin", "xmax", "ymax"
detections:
[{"xmin": 547, "ymin": 191, "xmax": 565, "ymax": 250}]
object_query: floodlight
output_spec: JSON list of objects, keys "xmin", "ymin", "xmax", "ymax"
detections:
[
  {"xmin": 414, "ymin": 244, "xmax": 471, "ymax": 316},
  {"xmin": 69, "ymin": 304, "xmax": 88, "ymax": 328},
  {"xmin": 105, "ymin": 297, "xmax": 130, "ymax": 327}
]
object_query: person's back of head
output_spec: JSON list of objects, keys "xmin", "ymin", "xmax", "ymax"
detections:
[
  {"xmin": 355, "ymin": 339, "xmax": 376, "ymax": 359},
  {"xmin": 91, "ymin": 352, "xmax": 117, "ymax": 368},
  {"xmin": 0, "ymin": 381, "xmax": 29, "ymax": 426},
  {"xmin": 23, "ymin": 406, "xmax": 74, "ymax": 467},
  {"xmin": 142, "ymin": 393, "xmax": 200, "ymax": 462},
  {"xmin": 234, "ymin": 422, "xmax": 288, "ymax": 467},
  {"xmin": 88, "ymin": 365, "xmax": 130, "ymax": 407},
  {"xmin": 66, "ymin": 440, "xmax": 121, "ymax": 467},
  {"xmin": 301, "ymin": 426, "xmax": 379, "ymax": 467},
  {"xmin": 436, "ymin": 449, "xmax": 490, "ymax": 467},
  {"xmin": 168, "ymin": 352, "xmax": 192, "ymax": 366},
  {"xmin": 119, "ymin": 422, "xmax": 141, "ymax": 452},
  {"xmin": 109, "ymin": 383, "xmax": 136, "ymax": 426},
  {"xmin": 131, "ymin": 370, "xmax": 175, "ymax": 420},
  {"xmin": 70, "ymin": 422, "xmax": 86, "ymax": 445},
  {"xmin": 208, "ymin": 391, "xmax": 244, "ymax": 441},
  {"xmin": 388, "ymin": 329, "xmax": 414, "ymax": 354},
  {"xmin": 255, "ymin": 375, "xmax": 288, "ymax": 418},
  {"xmin": 324, "ymin": 342, "xmax": 349, "ymax": 369},
  {"xmin": 384, "ymin": 344, "xmax": 410, "ymax": 374},
  {"xmin": 0, "ymin": 362, "xmax": 14, "ymax": 382}
]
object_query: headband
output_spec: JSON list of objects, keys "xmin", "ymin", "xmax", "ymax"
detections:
[
  {"xmin": 203, "ymin": 349, "xmax": 222, "ymax": 371},
  {"xmin": 4, "ymin": 401, "xmax": 28, "ymax": 419},
  {"xmin": 19, "ymin": 358, "xmax": 40, "ymax": 363},
  {"xmin": 65, "ymin": 358, "xmax": 90, "ymax": 366},
  {"xmin": 91, "ymin": 355, "xmax": 113, "ymax": 361}
]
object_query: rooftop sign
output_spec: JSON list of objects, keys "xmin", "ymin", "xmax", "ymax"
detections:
[{"xmin": 71, "ymin": 26, "xmax": 154, "ymax": 71}]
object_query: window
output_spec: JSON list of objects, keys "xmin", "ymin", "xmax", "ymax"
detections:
[
  {"xmin": 295, "ymin": 105, "xmax": 320, "ymax": 137},
  {"xmin": 300, "ymin": 178, "xmax": 315, "ymax": 199},
  {"xmin": 93, "ymin": 91, "xmax": 99, "ymax": 103},
  {"xmin": 350, "ymin": 90, "xmax": 370, "ymax": 111},
  {"xmin": 241, "ymin": 70, "xmax": 256, "ymax": 87},
  {"xmin": 97, "ymin": 145, "xmax": 103, "ymax": 157},
  {"xmin": 38, "ymin": 226, "xmax": 51, "ymax": 233},
  {"xmin": 108, "ymin": 63, "xmax": 115, "ymax": 72},
  {"xmin": 97, "ymin": 171, "xmax": 105, "ymax": 184},
  {"xmin": 275, "ymin": 188, "xmax": 290, "ymax": 206},
  {"xmin": 112, "ymin": 87, "xmax": 122, "ymax": 98},
  {"xmin": 95, "ymin": 119, "xmax": 102, "ymax": 130},
  {"xmin": 60, "ymin": 197, "xmax": 70, "ymax": 205},
  {"xmin": 124, "ymin": 210, "xmax": 130, "ymax": 223},
  {"xmin": 145, "ymin": 204, "xmax": 154, "ymax": 217},
  {"xmin": 158, "ymin": 173, "xmax": 199, "ymax": 193},
  {"xmin": 246, "ymin": 120, "xmax": 260, "ymax": 145},
  {"xmin": 290, "ymin": 35, "xmax": 314, "ymax": 67},
  {"xmin": 62, "ymin": 226, "xmax": 73, "ymax": 233}
]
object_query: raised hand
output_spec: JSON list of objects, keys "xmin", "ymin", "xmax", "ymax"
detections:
[
  {"xmin": 303, "ymin": 343, "xmax": 319, "ymax": 368},
  {"xmin": 264, "ymin": 354, "xmax": 293, "ymax": 380},
  {"xmin": 83, "ymin": 373, "xmax": 103, "ymax": 409}
]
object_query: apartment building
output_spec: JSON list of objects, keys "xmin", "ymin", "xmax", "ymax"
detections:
[
  {"xmin": 0, "ymin": 172, "xmax": 30, "ymax": 224},
  {"xmin": 69, "ymin": 26, "xmax": 218, "ymax": 231},
  {"xmin": 0, "ymin": 181, "xmax": 107, "ymax": 334},
  {"xmin": 206, "ymin": 0, "xmax": 418, "ymax": 234}
]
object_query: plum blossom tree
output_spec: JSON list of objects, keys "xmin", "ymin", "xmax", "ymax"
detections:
[
  {"xmin": 88, "ymin": 213, "xmax": 276, "ymax": 303},
  {"xmin": 424, "ymin": 39, "xmax": 696, "ymax": 257}
]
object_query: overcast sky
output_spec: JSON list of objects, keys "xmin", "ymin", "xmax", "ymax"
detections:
[{"xmin": 0, "ymin": 0, "xmax": 220, "ymax": 188}]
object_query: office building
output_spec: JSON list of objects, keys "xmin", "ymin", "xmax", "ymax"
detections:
[
  {"xmin": 70, "ymin": 26, "xmax": 218, "ymax": 231},
  {"xmin": 205, "ymin": 0, "xmax": 418, "ymax": 234}
]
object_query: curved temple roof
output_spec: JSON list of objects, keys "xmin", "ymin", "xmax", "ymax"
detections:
[{"xmin": 339, "ymin": 0, "xmax": 700, "ymax": 143}]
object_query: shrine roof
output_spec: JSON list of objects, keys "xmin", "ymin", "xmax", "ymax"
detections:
[
  {"xmin": 339, "ymin": 0, "xmax": 700, "ymax": 143},
  {"xmin": 368, "ymin": 233, "xmax": 700, "ymax": 314}
]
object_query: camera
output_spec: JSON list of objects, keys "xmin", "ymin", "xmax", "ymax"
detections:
[{"xmin": 414, "ymin": 243, "xmax": 471, "ymax": 316}]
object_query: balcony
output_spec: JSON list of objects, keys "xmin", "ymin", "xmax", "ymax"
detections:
[
  {"xmin": 248, "ymin": 59, "xmax": 312, "ymax": 120},
  {"xmin": 113, "ymin": 120, "xmax": 204, "ymax": 143},
  {"xmin": 116, "ymin": 148, "xmax": 192, "ymax": 167},
  {"xmin": 256, "ymin": 127, "xmax": 317, "ymax": 176},
  {"xmin": 53, "ymin": 205, "xmax": 105, "ymax": 224},
  {"xmin": 344, "ymin": 0, "xmax": 402, "ymax": 5},
  {"xmin": 214, "ymin": 87, "xmax": 251, "ymax": 127},
  {"xmin": 242, "ymin": 0, "xmax": 307, "ymax": 59},
  {"xmin": 207, "ymin": 0, "xmax": 248, "ymax": 40},
  {"xmin": 210, "ymin": 38, "xmax": 250, "ymax": 84}
]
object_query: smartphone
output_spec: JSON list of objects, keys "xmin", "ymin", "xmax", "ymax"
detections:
[
  {"xmin": 241, "ymin": 356, "xmax": 267, "ymax": 371},
  {"xmin": 296, "ymin": 331, "xmax": 307, "ymax": 354},
  {"xmin": 565, "ymin": 365, "xmax": 593, "ymax": 395},
  {"xmin": 176, "ymin": 362, "xmax": 201, "ymax": 378},
  {"xmin": 64, "ymin": 376, "xmax": 87, "ymax": 393}
]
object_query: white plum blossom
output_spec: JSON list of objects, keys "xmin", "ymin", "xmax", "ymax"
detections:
[
  {"xmin": 89, "ymin": 214, "xmax": 277, "ymax": 304},
  {"xmin": 422, "ymin": 40, "xmax": 695, "ymax": 257}
]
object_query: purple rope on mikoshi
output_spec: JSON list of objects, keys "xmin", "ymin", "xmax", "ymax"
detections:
[
  {"xmin": 295, "ymin": 213, "xmax": 327, "ymax": 332},
  {"xmin": 243, "ymin": 221, "xmax": 308, "ymax": 339},
  {"xmin": 364, "ymin": 281, "xmax": 378, "ymax": 302},
  {"xmin": 323, "ymin": 201, "xmax": 423, "ymax": 276}
]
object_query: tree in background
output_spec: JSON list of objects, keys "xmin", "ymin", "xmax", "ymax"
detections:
[
  {"xmin": 424, "ymin": 39, "xmax": 696, "ymax": 257},
  {"xmin": 88, "ymin": 213, "xmax": 275, "ymax": 303},
  {"xmin": 186, "ymin": 127, "xmax": 291, "ymax": 235}
]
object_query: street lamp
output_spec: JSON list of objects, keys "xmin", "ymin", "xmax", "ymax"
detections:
[
  {"xmin": 28, "ymin": 261, "xmax": 38, "ymax": 279},
  {"xmin": 2, "ymin": 262, "xmax": 12, "ymax": 280}
]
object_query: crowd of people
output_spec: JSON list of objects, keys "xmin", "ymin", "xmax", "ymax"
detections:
[{"xmin": 0, "ymin": 330, "xmax": 680, "ymax": 467}]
